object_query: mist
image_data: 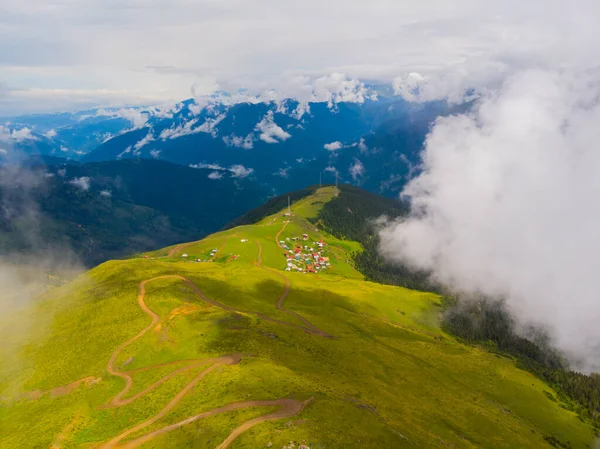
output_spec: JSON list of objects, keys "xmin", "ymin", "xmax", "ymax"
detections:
[
  {"xmin": 379, "ymin": 69, "xmax": 600, "ymax": 372},
  {"xmin": 0, "ymin": 157, "xmax": 83, "ymax": 314}
]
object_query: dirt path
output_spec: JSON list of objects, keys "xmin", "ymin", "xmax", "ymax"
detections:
[
  {"xmin": 35, "ymin": 252, "xmax": 322, "ymax": 448},
  {"xmin": 166, "ymin": 242, "xmax": 194, "ymax": 257},
  {"xmin": 96, "ymin": 275, "xmax": 317, "ymax": 448},
  {"xmin": 117, "ymin": 398, "xmax": 313, "ymax": 449},
  {"xmin": 255, "ymin": 237, "xmax": 333, "ymax": 338},
  {"xmin": 275, "ymin": 220, "xmax": 289, "ymax": 245}
]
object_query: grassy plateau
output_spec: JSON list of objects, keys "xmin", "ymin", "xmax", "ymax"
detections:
[{"xmin": 0, "ymin": 187, "xmax": 597, "ymax": 448}]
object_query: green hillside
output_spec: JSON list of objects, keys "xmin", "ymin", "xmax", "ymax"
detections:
[{"xmin": 0, "ymin": 187, "xmax": 596, "ymax": 449}]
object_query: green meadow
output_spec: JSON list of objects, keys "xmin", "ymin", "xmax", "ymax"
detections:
[{"xmin": 0, "ymin": 186, "xmax": 596, "ymax": 448}]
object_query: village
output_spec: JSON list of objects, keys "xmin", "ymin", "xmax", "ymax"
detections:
[{"xmin": 280, "ymin": 232, "xmax": 332, "ymax": 274}]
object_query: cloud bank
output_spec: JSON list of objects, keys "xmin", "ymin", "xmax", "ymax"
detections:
[{"xmin": 379, "ymin": 69, "xmax": 600, "ymax": 372}]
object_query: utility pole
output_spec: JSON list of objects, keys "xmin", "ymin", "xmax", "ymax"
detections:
[
  {"xmin": 288, "ymin": 196, "xmax": 291, "ymax": 215},
  {"xmin": 335, "ymin": 172, "xmax": 338, "ymax": 188},
  {"xmin": 319, "ymin": 172, "xmax": 322, "ymax": 189}
]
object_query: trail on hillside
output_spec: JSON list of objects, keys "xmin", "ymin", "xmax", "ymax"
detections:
[
  {"xmin": 34, "ymin": 229, "xmax": 328, "ymax": 448},
  {"xmin": 97, "ymin": 275, "xmax": 314, "ymax": 448},
  {"xmin": 274, "ymin": 220, "xmax": 289, "ymax": 245},
  {"xmin": 255, "ymin": 240, "xmax": 333, "ymax": 338},
  {"xmin": 119, "ymin": 398, "xmax": 314, "ymax": 449}
]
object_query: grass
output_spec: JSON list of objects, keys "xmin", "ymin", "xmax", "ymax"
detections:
[{"xmin": 0, "ymin": 187, "xmax": 596, "ymax": 449}]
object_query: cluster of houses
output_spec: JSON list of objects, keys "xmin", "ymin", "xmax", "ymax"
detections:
[
  {"xmin": 186, "ymin": 248, "xmax": 219, "ymax": 263},
  {"xmin": 280, "ymin": 234, "xmax": 332, "ymax": 273}
]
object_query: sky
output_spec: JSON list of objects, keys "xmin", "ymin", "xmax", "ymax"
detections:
[{"xmin": 2, "ymin": 0, "xmax": 599, "ymax": 115}]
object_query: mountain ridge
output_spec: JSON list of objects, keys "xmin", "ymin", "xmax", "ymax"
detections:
[{"xmin": 0, "ymin": 187, "xmax": 595, "ymax": 448}]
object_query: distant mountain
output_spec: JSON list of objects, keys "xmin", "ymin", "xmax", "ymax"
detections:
[
  {"xmin": 2, "ymin": 87, "xmax": 473, "ymax": 197},
  {"xmin": 0, "ymin": 158, "xmax": 269, "ymax": 266},
  {"xmin": 0, "ymin": 105, "xmax": 173, "ymax": 160},
  {"xmin": 81, "ymin": 95, "xmax": 468, "ymax": 196}
]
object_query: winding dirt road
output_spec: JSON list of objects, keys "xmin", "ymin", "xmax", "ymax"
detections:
[
  {"xmin": 39, "ymin": 229, "xmax": 328, "ymax": 449},
  {"xmin": 255, "ymin": 241, "xmax": 333, "ymax": 338},
  {"xmin": 96, "ymin": 272, "xmax": 319, "ymax": 448},
  {"xmin": 118, "ymin": 398, "xmax": 313, "ymax": 449}
]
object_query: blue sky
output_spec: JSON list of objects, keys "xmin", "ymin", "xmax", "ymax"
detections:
[{"xmin": 1, "ymin": 0, "xmax": 598, "ymax": 115}]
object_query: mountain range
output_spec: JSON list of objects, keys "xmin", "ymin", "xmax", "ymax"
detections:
[{"xmin": 1, "ymin": 86, "xmax": 470, "ymax": 197}]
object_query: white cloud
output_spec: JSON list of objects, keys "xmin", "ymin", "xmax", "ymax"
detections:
[
  {"xmin": 195, "ymin": 114, "xmax": 225, "ymax": 137},
  {"xmin": 223, "ymin": 134, "xmax": 254, "ymax": 150},
  {"xmin": 255, "ymin": 111, "xmax": 291, "ymax": 144},
  {"xmin": 100, "ymin": 189, "xmax": 111, "ymax": 197},
  {"xmin": 229, "ymin": 164, "xmax": 254, "ymax": 178},
  {"xmin": 134, "ymin": 131, "xmax": 154, "ymax": 150},
  {"xmin": 160, "ymin": 119, "xmax": 199, "ymax": 140},
  {"xmin": 9, "ymin": 127, "xmax": 38, "ymax": 142},
  {"xmin": 324, "ymin": 166, "xmax": 338, "ymax": 175},
  {"xmin": 60, "ymin": 145, "xmax": 69, "ymax": 152},
  {"xmin": 116, "ymin": 145, "xmax": 132, "ymax": 159},
  {"xmin": 208, "ymin": 171, "xmax": 223, "ymax": 180},
  {"xmin": 379, "ymin": 69, "xmax": 600, "ymax": 372},
  {"xmin": 274, "ymin": 167, "xmax": 289, "ymax": 178},
  {"xmin": 44, "ymin": 129, "xmax": 57, "ymax": 139},
  {"xmin": 150, "ymin": 149, "xmax": 160, "ymax": 159},
  {"xmin": 0, "ymin": 148, "xmax": 8, "ymax": 155},
  {"xmin": 160, "ymin": 114, "xmax": 225, "ymax": 140},
  {"xmin": 68, "ymin": 176, "xmax": 91, "ymax": 191},
  {"xmin": 357, "ymin": 138, "xmax": 368, "ymax": 153},
  {"xmin": 96, "ymin": 107, "xmax": 149, "ymax": 129},
  {"xmin": 189, "ymin": 162, "xmax": 226, "ymax": 170},
  {"xmin": 349, "ymin": 158, "xmax": 365, "ymax": 180},
  {"xmin": 324, "ymin": 141, "xmax": 343, "ymax": 151}
]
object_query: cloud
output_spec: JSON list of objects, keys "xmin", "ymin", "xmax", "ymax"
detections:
[
  {"xmin": 255, "ymin": 111, "xmax": 291, "ymax": 144},
  {"xmin": 195, "ymin": 113, "xmax": 225, "ymax": 137},
  {"xmin": 0, "ymin": 148, "xmax": 7, "ymax": 155},
  {"xmin": 149, "ymin": 149, "xmax": 160, "ymax": 159},
  {"xmin": 160, "ymin": 114, "xmax": 225, "ymax": 140},
  {"xmin": 189, "ymin": 162, "xmax": 226, "ymax": 171},
  {"xmin": 229, "ymin": 164, "xmax": 254, "ymax": 178},
  {"xmin": 349, "ymin": 158, "xmax": 365, "ymax": 180},
  {"xmin": 324, "ymin": 166, "xmax": 338, "ymax": 175},
  {"xmin": 116, "ymin": 145, "xmax": 132, "ymax": 159},
  {"xmin": 160, "ymin": 119, "xmax": 199, "ymax": 140},
  {"xmin": 100, "ymin": 189, "xmax": 111, "ymax": 197},
  {"xmin": 60, "ymin": 145, "xmax": 69, "ymax": 152},
  {"xmin": 68, "ymin": 176, "xmax": 91, "ymax": 191},
  {"xmin": 96, "ymin": 107, "xmax": 149, "ymax": 129},
  {"xmin": 223, "ymin": 134, "xmax": 254, "ymax": 150},
  {"xmin": 274, "ymin": 167, "xmax": 289, "ymax": 178},
  {"xmin": 357, "ymin": 138, "xmax": 368, "ymax": 153},
  {"xmin": 134, "ymin": 131, "xmax": 154, "ymax": 150},
  {"xmin": 379, "ymin": 69, "xmax": 600, "ymax": 372},
  {"xmin": 2, "ymin": 1, "xmax": 600, "ymax": 115},
  {"xmin": 324, "ymin": 141, "xmax": 343, "ymax": 151},
  {"xmin": 207, "ymin": 171, "xmax": 223, "ymax": 180},
  {"xmin": 1, "ymin": 126, "xmax": 39, "ymax": 143},
  {"xmin": 44, "ymin": 129, "xmax": 57, "ymax": 139}
]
